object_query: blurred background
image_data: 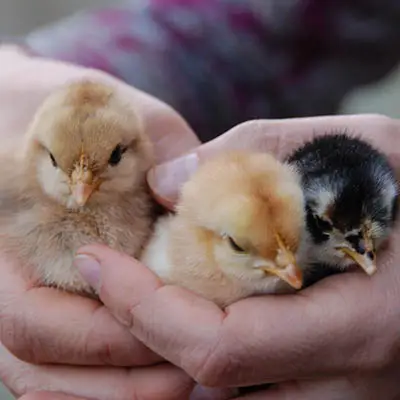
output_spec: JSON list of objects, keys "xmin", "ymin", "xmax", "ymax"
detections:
[
  {"xmin": 0, "ymin": 0, "xmax": 113, "ymax": 36},
  {"xmin": 0, "ymin": 0, "xmax": 399, "ymax": 398},
  {"xmin": 0, "ymin": 0, "xmax": 398, "ymax": 119}
]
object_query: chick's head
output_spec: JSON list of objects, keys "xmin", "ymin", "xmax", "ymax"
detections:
[
  {"xmin": 23, "ymin": 81, "xmax": 153, "ymax": 209},
  {"xmin": 177, "ymin": 151, "xmax": 305, "ymax": 290},
  {"xmin": 305, "ymin": 173, "xmax": 398, "ymax": 276}
]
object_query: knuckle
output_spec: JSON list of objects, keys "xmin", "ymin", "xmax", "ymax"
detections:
[
  {"xmin": 2, "ymin": 369, "xmax": 30, "ymax": 398},
  {"xmin": 85, "ymin": 306, "xmax": 158, "ymax": 366},
  {"xmin": 0, "ymin": 307, "xmax": 36, "ymax": 364},
  {"xmin": 228, "ymin": 119, "xmax": 266, "ymax": 136},
  {"xmin": 84, "ymin": 329, "xmax": 114, "ymax": 365},
  {"xmin": 189, "ymin": 341, "xmax": 234, "ymax": 387},
  {"xmin": 84, "ymin": 307, "xmax": 116, "ymax": 365},
  {"xmin": 85, "ymin": 326, "xmax": 131, "ymax": 366}
]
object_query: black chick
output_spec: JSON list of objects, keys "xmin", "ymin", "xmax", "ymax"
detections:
[{"xmin": 286, "ymin": 133, "xmax": 398, "ymax": 284}]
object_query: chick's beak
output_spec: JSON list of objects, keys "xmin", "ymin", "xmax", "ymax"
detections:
[
  {"xmin": 267, "ymin": 262, "xmax": 303, "ymax": 290},
  {"xmin": 72, "ymin": 180, "xmax": 94, "ymax": 206},
  {"xmin": 254, "ymin": 235, "xmax": 303, "ymax": 290},
  {"xmin": 337, "ymin": 234, "xmax": 376, "ymax": 276},
  {"xmin": 70, "ymin": 157, "xmax": 97, "ymax": 206}
]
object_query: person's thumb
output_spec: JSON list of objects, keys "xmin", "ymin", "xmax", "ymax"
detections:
[
  {"xmin": 147, "ymin": 150, "xmax": 200, "ymax": 210},
  {"xmin": 146, "ymin": 119, "xmax": 282, "ymax": 210},
  {"xmin": 19, "ymin": 393, "xmax": 87, "ymax": 400}
]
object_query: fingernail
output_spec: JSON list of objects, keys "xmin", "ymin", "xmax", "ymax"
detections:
[
  {"xmin": 74, "ymin": 254, "xmax": 101, "ymax": 291},
  {"xmin": 148, "ymin": 152, "xmax": 199, "ymax": 204}
]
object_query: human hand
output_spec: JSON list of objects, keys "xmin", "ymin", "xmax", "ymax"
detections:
[
  {"xmin": 74, "ymin": 115, "xmax": 400, "ymax": 399},
  {"xmin": 19, "ymin": 392, "xmax": 233, "ymax": 400},
  {"xmin": 0, "ymin": 44, "xmax": 199, "ymax": 399},
  {"xmin": 19, "ymin": 393, "xmax": 87, "ymax": 400}
]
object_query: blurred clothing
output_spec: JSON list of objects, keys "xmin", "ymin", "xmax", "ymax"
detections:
[{"xmin": 24, "ymin": 0, "xmax": 400, "ymax": 141}]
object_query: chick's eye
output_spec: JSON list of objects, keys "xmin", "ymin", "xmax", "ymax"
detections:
[
  {"xmin": 346, "ymin": 234, "xmax": 359, "ymax": 241},
  {"xmin": 346, "ymin": 234, "xmax": 361, "ymax": 247},
  {"xmin": 227, "ymin": 236, "xmax": 245, "ymax": 253},
  {"xmin": 314, "ymin": 215, "xmax": 333, "ymax": 233},
  {"xmin": 49, "ymin": 153, "xmax": 57, "ymax": 167},
  {"xmin": 109, "ymin": 144, "xmax": 127, "ymax": 166}
]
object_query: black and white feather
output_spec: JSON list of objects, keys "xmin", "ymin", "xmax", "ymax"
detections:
[{"xmin": 287, "ymin": 132, "xmax": 398, "ymax": 284}]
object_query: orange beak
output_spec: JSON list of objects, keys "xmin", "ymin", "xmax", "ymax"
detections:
[
  {"xmin": 265, "ymin": 262, "xmax": 303, "ymax": 290},
  {"xmin": 337, "ymin": 231, "xmax": 376, "ymax": 276},
  {"xmin": 338, "ymin": 247, "xmax": 376, "ymax": 276},
  {"xmin": 69, "ymin": 155, "xmax": 98, "ymax": 207},
  {"xmin": 254, "ymin": 235, "xmax": 303, "ymax": 290},
  {"xmin": 336, "ymin": 228, "xmax": 377, "ymax": 276}
]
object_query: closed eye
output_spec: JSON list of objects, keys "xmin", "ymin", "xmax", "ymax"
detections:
[
  {"xmin": 345, "ymin": 233, "xmax": 361, "ymax": 247},
  {"xmin": 49, "ymin": 152, "xmax": 57, "ymax": 168},
  {"xmin": 109, "ymin": 144, "xmax": 128, "ymax": 166},
  {"xmin": 313, "ymin": 214, "xmax": 333, "ymax": 233},
  {"xmin": 227, "ymin": 236, "xmax": 246, "ymax": 253}
]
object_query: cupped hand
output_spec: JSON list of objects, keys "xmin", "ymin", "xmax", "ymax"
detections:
[
  {"xmin": 0, "ymin": 44, "xmax": 200, "ymax": 399},
  {"xmin": 19, "ymin": 393, "xmax": 87, "ymax": 400},
  {"xmin": 75, "ymin": 115, "xmax": 400, "ymax": 399}
]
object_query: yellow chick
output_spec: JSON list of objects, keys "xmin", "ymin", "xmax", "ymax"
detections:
[
  {"xmin": 0, "ymin": 80, "xmax": 154, "ymax": 296},
  {"xmin": 141, "ymin": 151, "xmax": 305, "ymax": 307}
]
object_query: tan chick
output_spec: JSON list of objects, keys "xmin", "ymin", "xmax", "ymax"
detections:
[
  {"xmin": 0, "ymin": 80, "xmax": 154, "ymax": 296},
  {"xmin": 141, "ymin": 151, "xmax": 305, "ymax": 308}
]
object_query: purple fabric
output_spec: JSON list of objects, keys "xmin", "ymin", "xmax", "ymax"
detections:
[{"xmin": 24, "ymin": 0, "xmax": 400, "ymax": 142}]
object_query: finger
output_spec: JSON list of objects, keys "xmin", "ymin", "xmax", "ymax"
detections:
[
  {"xmin": 20, "ymin": 392, "xmax": 88, "ymax": 400},
  {"xmin": 0, "ymin": 343, "xmax": 194, "ymax": 400},
  {"xmin": 75, "ymin": 243, "xmax": 400, "ymax": 387},
  {"xmin": 237, "ymin": 379, "xmax": 356, "ymax": 400},
  {"xmin": 238, "ymin": 372, "xmax": 400, "ymax": 400},
  {"xmin": 147, "ymin": 114, "xmax": 400, "ymax": 209},
  {"xmin": 0, "ymin": 254, "xmax": 160, "ymax": 366},
  {"xmin": 22, "ymin": 387, "xmax": 236, "ymax": 400},
  {"xmin": 190, "ymin": 386, "xmax": 237, "ymax": 400},
  {"xmin": 254, "ymin": 364, "xmax": 400, "ymax": 400},
  {"xmin": 0, "ymin": 46, "xmax": 200, "ymax": 161}
]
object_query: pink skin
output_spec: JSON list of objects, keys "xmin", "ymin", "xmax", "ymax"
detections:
[{"xmin": 19, "ymin": 393, "xmax": 88, "ymax": 400}]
